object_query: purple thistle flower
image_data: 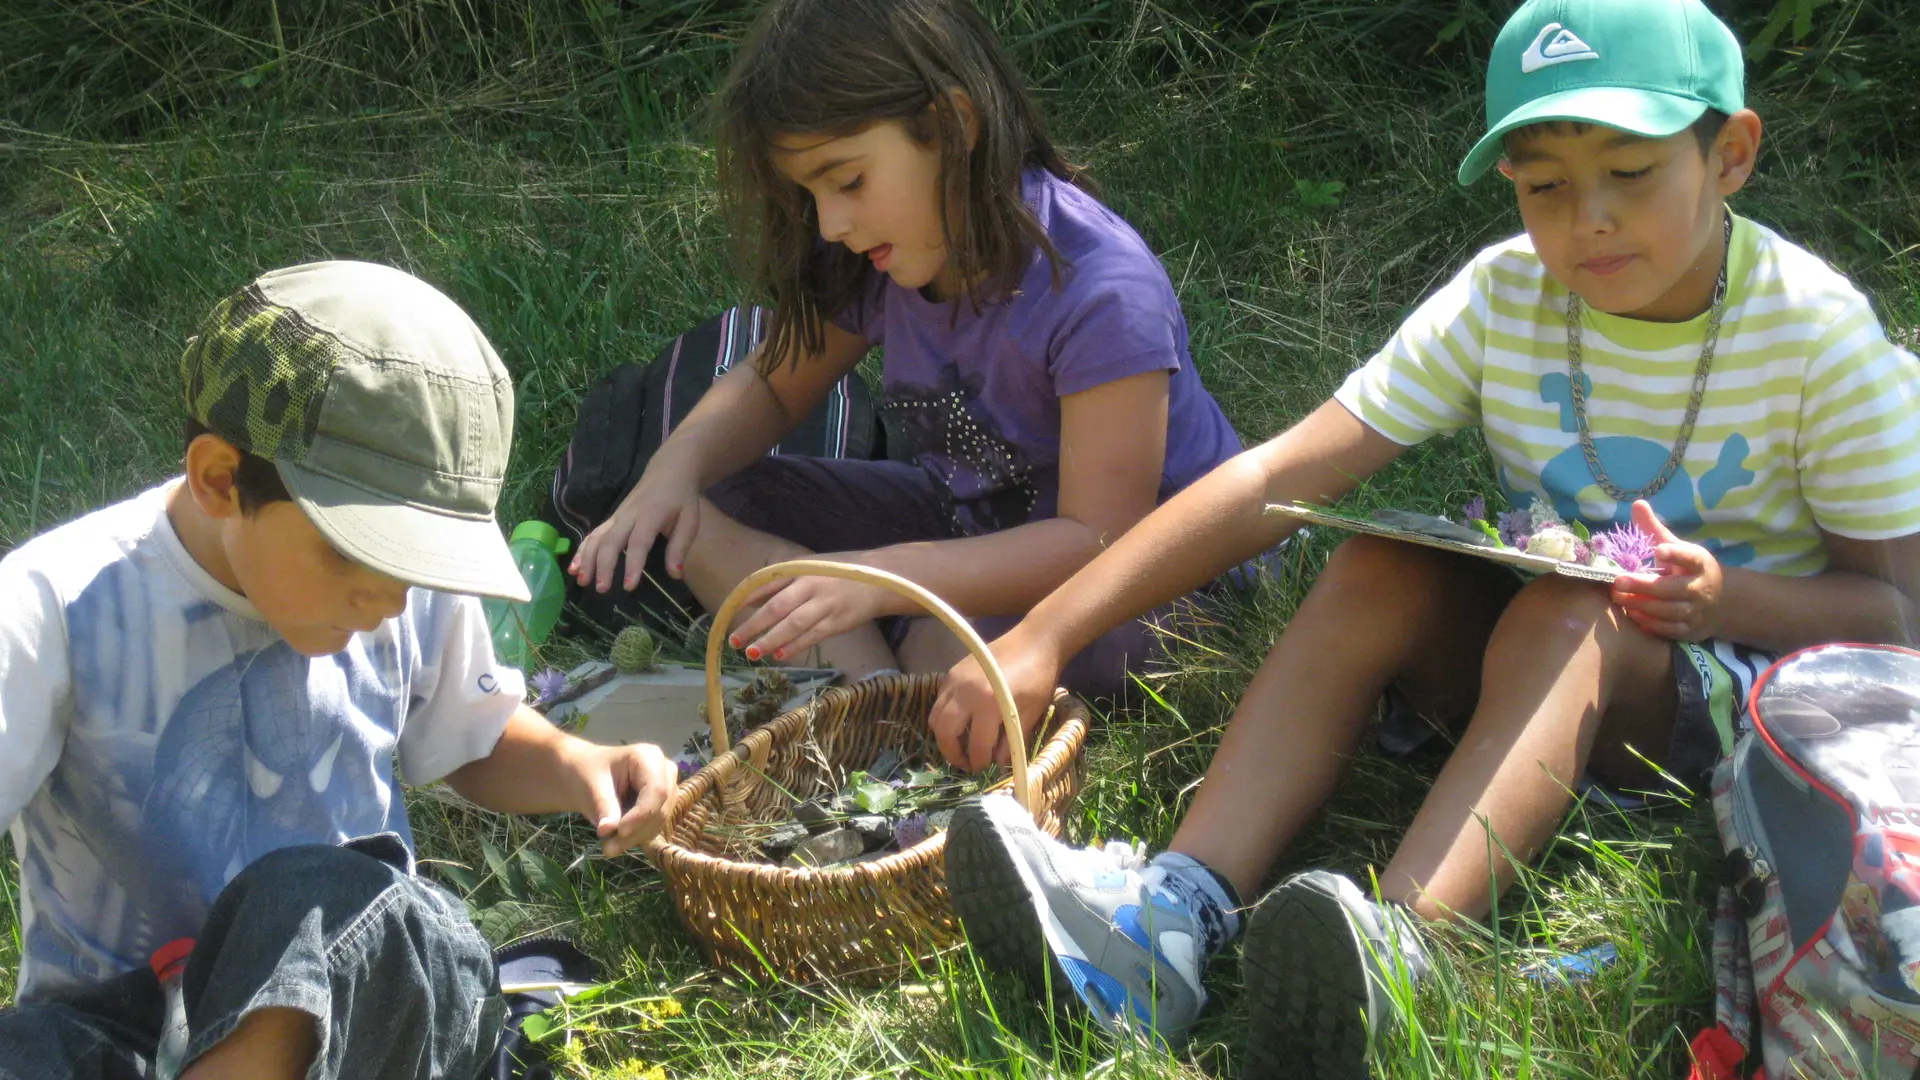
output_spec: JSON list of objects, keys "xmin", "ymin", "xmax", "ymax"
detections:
[
  {"xmin": 1462, "ymin": 496, "xmax": 1488, "ymax": 524},
  {"xmin": 1573, "ymin": 540, "xmax": 1592, "ymax": 564},
  {"xmin": 1592, "ymin": 523, "xmax": 1658, "ymax": 574},
  {"xmin": 1497, "ymin": 508, "xmax": 1533, "ymax": 548},
  {"xmin": 895, "ymin": 813, "xmax": 930, "ymax": 849},
  {"xmin": 530, "ymin": 667, "xmax": 569, "ymax": 706}
]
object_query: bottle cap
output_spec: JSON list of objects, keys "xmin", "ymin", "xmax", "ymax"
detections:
[
  {"xmin": 150, "ymin": 938, "xmax": 196, "ymax": 980},
  {"xmin": 508, "ymin": 520, "xmax": 569, "ymax": 556}
]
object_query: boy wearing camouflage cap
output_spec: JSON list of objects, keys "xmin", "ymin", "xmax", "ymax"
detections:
[
  {"xmin": 0, "ymin": 261, "xmax": 676, "ymax": 1079},
  {"xmin": 931, "ymin": 0, "xmax": 1920, "ymax": 1075}
]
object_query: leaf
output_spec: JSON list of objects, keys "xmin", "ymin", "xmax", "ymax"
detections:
[
  {"xmin": 519, "ymin": 1010, "xmax": 556, "ymax": 1043},
  {"xmin": 1747, "ymin": 0, "xmax": 1800, "ymax": 59},
  {"xmin": 477, "ymin": 900, "xmax": 530, "ymax": 941},
  {"xmin": 853, "ymin": 781, "xmax": 900, "ymax": 814},
  {"xmin": 482, "ymin": 840, "xmax": 529, "ymax": 901},
  {"xmin": 438, "ymin": 862, "xmax": 482, "ymax": 897},
  {"xmin": 1571, "ymin": 520, "xmax": 1591, "ymax": 541},
  {"xmin": 1294, "ymin": 178, "xmax": 1345, "ymax": 208},
  {"xmin": 904, "ymin": 767, "xmax": 946, "ymax": 789},
  {"xmin": 518, "ymin": 848, "xmax": 574, "ymax": 904}
]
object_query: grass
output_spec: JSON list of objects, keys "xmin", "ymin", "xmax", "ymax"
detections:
[{"xmin": 1, "ymin": 0, "xmax": 1915, "ymax": 1074}]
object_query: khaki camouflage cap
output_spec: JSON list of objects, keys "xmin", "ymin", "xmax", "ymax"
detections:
[{"xmin": 181, "ymin": 261, "xmax": 529, "ymax": 602}]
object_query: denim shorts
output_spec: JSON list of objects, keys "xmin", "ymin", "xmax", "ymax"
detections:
[
  {"xmin": 706, "ymin": 454, "xmax": 1269, "ymax": 699},
  {"xmin": 0, "ymin": 836, "xmax": 504, "ymax": 1080}
]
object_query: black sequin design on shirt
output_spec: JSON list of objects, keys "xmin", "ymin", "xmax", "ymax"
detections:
[{"xmin": 880, "ymin": 373, "xmax": 1038, "ymax": 535}]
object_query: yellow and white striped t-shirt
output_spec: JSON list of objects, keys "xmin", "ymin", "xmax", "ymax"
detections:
[{"xmin": 1335, "ymin": 214, "xmax": 1920, "ymax": 576}]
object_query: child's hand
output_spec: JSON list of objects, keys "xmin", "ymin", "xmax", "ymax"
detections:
[
  {"xmin": 563, "ymin": 739, "xmax": 678, "ymax": 857},
  {"xmin": 571, "ymin": 463, "xmax": 704, "ymax": 594},
  {"xmin": 929, "ymin": 630, "xmax": 1063, "ymax": 773},
  {"xmin": 726, "ymin": 565, "xmax": 906, "ymax": 662},
  {"xmin": 1610, "ymin": 499, "xmax": 1725, "ymax": 642}
]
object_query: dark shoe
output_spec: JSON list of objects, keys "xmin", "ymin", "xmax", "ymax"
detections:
[{"xmin": 1240, "ymin": 871, "xmax": 1428, "ymax": 1080}]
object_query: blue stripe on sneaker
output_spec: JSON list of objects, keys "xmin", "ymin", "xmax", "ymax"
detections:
[
  {"xmin": 1115, "ymin": 904, "xmax": 1177, "ymax": 971},
  {"xmin": 1059, "ymin": 956, "xmax": 1152, "ymax": 1027}
]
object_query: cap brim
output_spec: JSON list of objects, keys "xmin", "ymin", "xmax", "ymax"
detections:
[
  {"xmin": 280, "ymin": 463, "xmax": 531, "ymax": 602},
  {"xmin": 1457, "ymin": 86, "xmax": 1710, "ymax": 185}
]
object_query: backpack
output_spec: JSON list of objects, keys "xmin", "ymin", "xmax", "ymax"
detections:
[
  {"xmin": 548, "ymin": 306, "xmax": 880, "ymax": 637},
  {"xmin": 1692, "ymin": 643, "xmax": 1920, "ymax": 1080}
]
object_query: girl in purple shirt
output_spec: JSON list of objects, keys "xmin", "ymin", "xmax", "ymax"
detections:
[{"xmin": 572, "ymin": 0, "xmax": 1242, "ymax": 731}]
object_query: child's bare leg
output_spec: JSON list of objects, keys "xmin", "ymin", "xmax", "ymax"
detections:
[
  {"xmin": 896, "ymin": 617, "xmax": 969, "ymax": 674},
  {"xmin": 179, "ymin": 1007, "xmax": 318, "ymax": 1080},
  {"xmin": 1170, "ymin": 536, "xmax": 1517, "ymax": 900},
  {"xmin": 1380, "ymin": 574, "xmax": 1676, "ymax": 921},
  {"xmin": 679, "ymin": 498, "xmax": 898, "ymax": 677}
]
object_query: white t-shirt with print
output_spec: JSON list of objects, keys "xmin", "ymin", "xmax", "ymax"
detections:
[{"xmin": 0, "ymin": 483, "xmax": 523, "ymax": 999}]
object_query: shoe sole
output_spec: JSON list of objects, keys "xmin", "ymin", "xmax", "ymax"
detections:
[
  {"xmin": 1240, "ymin": 876, "xmax": 1372, "ymax": 1080},
  {"xmin": 944, "ymin": 799, "xmax": 1079, "ymax": 1020}
]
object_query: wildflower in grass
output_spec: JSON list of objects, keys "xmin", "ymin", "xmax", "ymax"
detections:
[
  {"xmin": 1461, "ymin": 495, "xmax": 1488, "ymax": 523},
  {"xmin": 530, "ymin": 667, "xmax": 569, "ymax": 707},
  {"xmin": 1592, "ymin": 522, "xmax": 1659, "ymax": 574}
]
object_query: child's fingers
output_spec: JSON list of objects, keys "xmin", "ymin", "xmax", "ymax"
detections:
[
  {"xmin": 662, "ymin": 500, "xmax": 701, "ymax": 581},
  {"xmin": 1655, "ymin": 541, "xmax": 1710, "ymax": 577},
  {"xmin": 929, "ymin": 681, "xmax": 974, "ymax": 768},
  {"xmin": 1611, "ymin": 571, "xmax": 1693, "ymax": 602},
  {"xmin": 1631, "ymin": 499, "xmax": 1681, "ymax": 544},
  {"xmin": 967, "ymin": 710, "xmax": 1003, "ymax": 777},
  {"xmin": 1622, "ymin": 605, "xmax": 1691, "ymax": 640},
  {"xmin": 727, "ymin": 589, "xmax": 799, "ymax": 652},
  {"xmin": 739, "ymin": 577, "xmax": 794, "ymax": 612},
  {"xmin": 600, "ymin": 750, "xmax": 675, "ymax": 856},
  {"xmin": 745, "ymin": 604, "xmax": 830, "ymax": 662},
  {"xmin": 1615, "ymin": 594, "xmax": 1693, "ymax": 625}
]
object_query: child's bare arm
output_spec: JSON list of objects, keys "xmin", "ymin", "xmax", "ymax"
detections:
[
  {"xmin": 726, "ymin": 371, "xmax": 1174, "ymax": 660},
  {"xmin": 929, "ymin": 400, "xmax": 1406, "ymax": 769},
  {"xmin": 573, "ymin": 320, "xmax": 870, "ymax": 592},
  {"xmin": 444, "ymin": 705, "xmax": 677, "ymax": 855}
]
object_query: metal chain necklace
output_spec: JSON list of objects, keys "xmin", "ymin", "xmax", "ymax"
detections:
[{"xmin": 1566, "ymin": 214, "xmax": 1733, "ymax": 502}]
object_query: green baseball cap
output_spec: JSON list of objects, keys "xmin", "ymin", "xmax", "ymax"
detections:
[
  {"xmin": 181, "ymin": 261, "xmax": 530, "ymax": 602},
  {"xmin": 1458, "ymin": 0, "xmax": 1745, "ymax": 185}
]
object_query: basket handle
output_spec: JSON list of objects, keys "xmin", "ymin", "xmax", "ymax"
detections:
[{"xmin": 705, "ymin": 558, "xmax": 1038, "ymax": 812}]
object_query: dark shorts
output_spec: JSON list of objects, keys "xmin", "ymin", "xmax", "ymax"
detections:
[
  {"xmin": 706, "ymin": 455, "xmax": 1246, "ymax": 699},
  {"xmin": 0, "ymin": 837, "xmax": 503, "ymax": 1080},
  {"xmin": 1669, "ymin": 638, "xmax": 1774, "ymax": 782}
]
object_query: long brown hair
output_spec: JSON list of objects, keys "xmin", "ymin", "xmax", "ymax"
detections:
[{"xmin": 714, "ymin": 0, "xmax": 1088, "ymax": 370}]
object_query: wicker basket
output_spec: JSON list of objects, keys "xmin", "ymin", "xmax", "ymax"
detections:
[{"xmin": 644, "ymin": 558, "xmax": 1089, "ymax": 984}]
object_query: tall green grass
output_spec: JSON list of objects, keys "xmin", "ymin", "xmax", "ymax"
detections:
[{"xmin": 1, "ymin": 0, "xmax": 1915, "ymax": 1074}]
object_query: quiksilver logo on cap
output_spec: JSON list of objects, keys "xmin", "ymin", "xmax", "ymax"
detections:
[{"xmin": 1521, "ymin": 22, "xmax": 1600, "ymax": 73}]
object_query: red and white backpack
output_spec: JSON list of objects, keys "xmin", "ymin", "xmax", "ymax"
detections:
[{"xmin": 1692, "ymin": 643, "xmax": 1920, "ymax": 1079}]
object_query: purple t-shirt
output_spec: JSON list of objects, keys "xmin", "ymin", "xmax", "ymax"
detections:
[{"xmin": 834, "ymin": 168, "xmax": 1242, "ymax": 535}]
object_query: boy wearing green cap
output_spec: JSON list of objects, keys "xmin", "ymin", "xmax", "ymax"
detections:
[
  {"xmin": 930, "ymin": 0, "xmax": 1920, "ymax": 1074},
  {"xmin": 0, "ymin": 261, "xmax": 677, "ymax": 1080}
]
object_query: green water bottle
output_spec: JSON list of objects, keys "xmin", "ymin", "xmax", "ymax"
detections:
[{"xmin": 484, "ymin": 521, "xmax": 571, "ymax": 671}]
